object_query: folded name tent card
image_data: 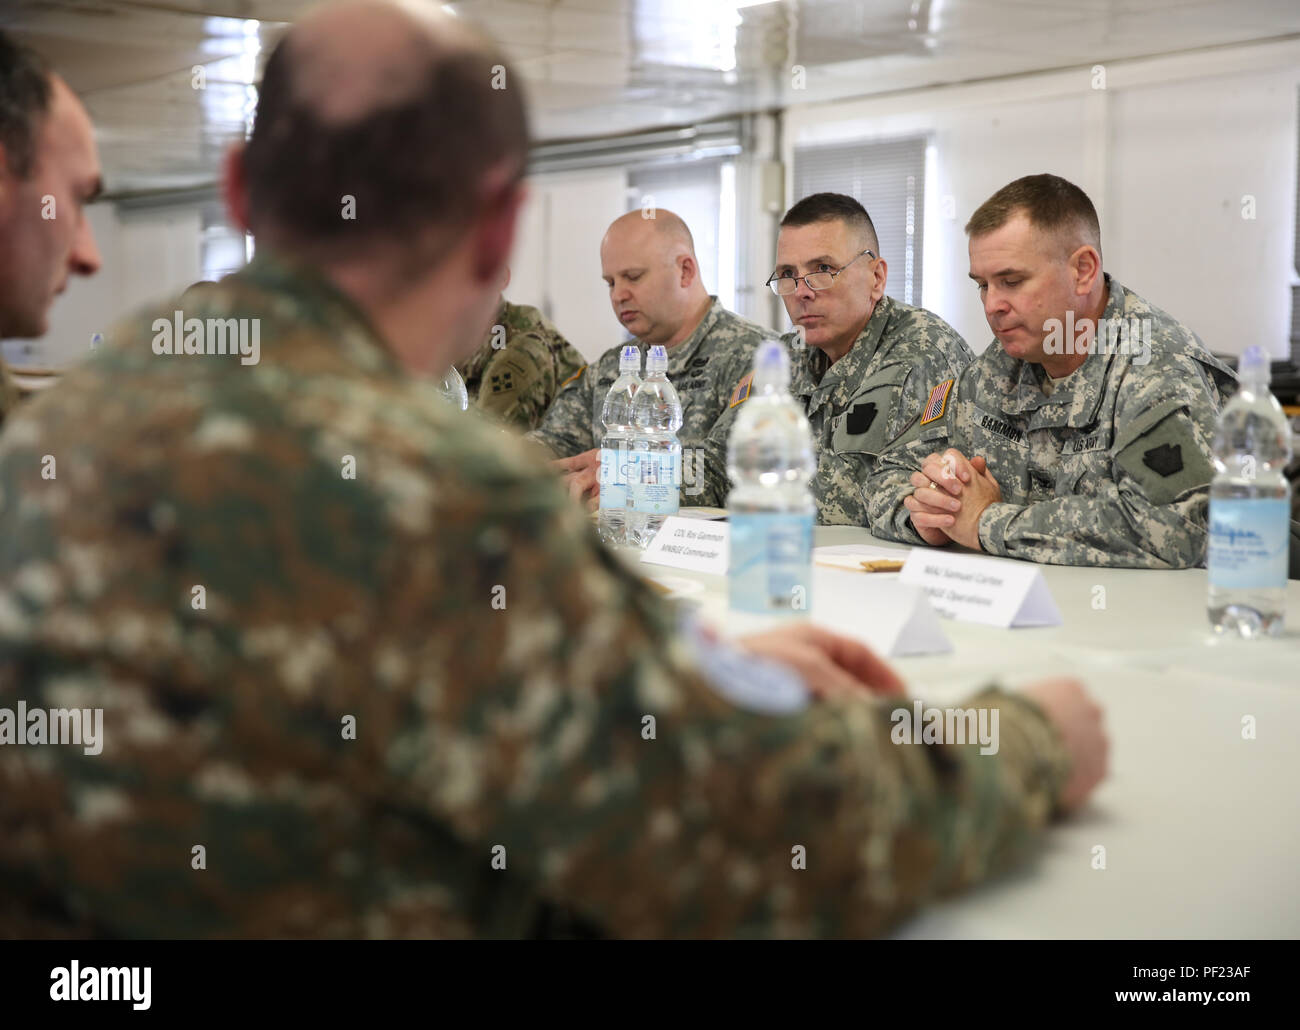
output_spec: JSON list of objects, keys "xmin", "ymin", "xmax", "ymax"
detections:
[
  {"xmin": 898, "ymin": 550, "xmax": 1061, "ymax": 628},
  {"xmin": 810, "ymin": 566, "xmax": 951, "ymax": 658},
  {"xmin": 640, "ymin": 516, "xmax": 729, "ymax": 575}
]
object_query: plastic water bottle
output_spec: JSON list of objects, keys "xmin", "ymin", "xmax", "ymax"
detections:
[
  {"xmin": 626, "ymin": 345, "xmax": 682, "ymax": 548},
  {"xmin": 1207, "ymin": 345, "xmax": 1292, "ymax": 637},
  {"xmin": 727, "ymin": 339, "xmax": 816, "ymax": 616},
  {"xmin": 438, "ymin": 365, "xmax": 469, "ymax": 410},
  {"xmin": 597, "ymin": 345, "xmax": 642, "ymax": 546}
]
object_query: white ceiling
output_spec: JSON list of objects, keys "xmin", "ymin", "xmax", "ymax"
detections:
[{"xmin": 4, "ymin": 0, "xmax": 1300, "ymax": 195}]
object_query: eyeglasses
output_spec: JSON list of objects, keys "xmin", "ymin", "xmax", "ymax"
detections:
[{"xmin": 766, "ymin": 249, "xmax": 876, "ymax": 296}]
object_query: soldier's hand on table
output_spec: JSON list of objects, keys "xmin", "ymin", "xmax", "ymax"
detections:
[
  {"xmin": 940, "ymin": 455, "xmax": 1000, "ymax": 551},
  {"xmin": 904, "ymin": 448, "xmax": 973, "ymax": 545},
  {"xmin": 552, "ymin": 448, "xmax": 601, "ymax": 507},
  {"xmin": 737, "ymin": 623, "xmax": 906, "ymax": 701},
  {"xmin": 1022, "ymin": 677, "xmax": 1109, "ymax": 812}
]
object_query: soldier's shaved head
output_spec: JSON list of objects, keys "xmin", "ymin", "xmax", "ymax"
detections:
[
  {"xmin": 599, "ymin": 208, "xmax": 712, "ymax": 347},
  {"xmin": 238, "ymin": 0, "xmax": 527, "ymax": 272},
  {"xmin": 602, "ymin": 208, "xmax": 697, "ymax": 266}
]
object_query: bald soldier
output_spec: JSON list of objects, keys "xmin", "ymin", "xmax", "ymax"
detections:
[
  {"xmin": 700, "ymin": 194, "xmax": 972, "ymax": 518},
  {"xmin": 0, "ymin": 32, "xmax": 103, "ymax": 423},
  {"xmin": 870, "ymin": 174, "xmax": 1237, "ymax": 568},
  {"xmin": 455, "ymin": 267, "xmax": 584, "ymax": 432},
  {"xmin": 0, "ymin": 3, "xmax": 1106, "ymax": 938},
  {"xmin": 530, "ymin": 209, "xmax": 767, "ymax": 505}
]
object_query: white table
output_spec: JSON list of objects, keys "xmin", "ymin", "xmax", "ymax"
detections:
[{"xmin": 634, "ymin": 523, "xmax": 1300, "ymax": 938}]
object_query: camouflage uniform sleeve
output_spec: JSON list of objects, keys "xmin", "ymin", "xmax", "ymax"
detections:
[
  {"xmin": 471, "ymin": 333, "xmax": 557, "ymax": 433},
  {"xmin": 415, "ymin": 459, "xmax": 1073, "ymax": 937},
  {"xmin": 692, "ymin": 349, "xmax": 758, "ymax": 508},
  {"xmin": 527, "ymin": 362, "xmax": 596, "ymax": 458},
  {"xmin": 978, "ymin": 356, "xmax": 1223, "ymax": 568},
  {"xmin": 866, "ymin": 418, "xmax": 953, "ymax": 545},
  {"xmin": 820, "ymin": 340, "xmax": 964, "ymax": 528},
  {"xmin": 697, "ymin": 408, "xmax": 735, "ymax": 509}
]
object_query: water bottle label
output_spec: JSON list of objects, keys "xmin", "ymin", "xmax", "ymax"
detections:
[
  {"xmin": 729, "ymin": 512, "xmax": 814, "ymax": 614},
  {"xmin": 1208, "ymin": 498, "xmax": 1288, "ymax": 590},
  {"xmin": 598, "ymin": 446, "xmax": 628, "ymax": 510},
  {"xmin": 628, "ymin": 451, "xmax": 681, "ymax": 515}
]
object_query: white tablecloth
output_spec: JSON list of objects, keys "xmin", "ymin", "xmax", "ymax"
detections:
[{"xmin": 634, "ymin": 523, "xmax": 1300, "ymax": 937}]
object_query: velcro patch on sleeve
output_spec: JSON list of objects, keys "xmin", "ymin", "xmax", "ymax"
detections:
[
  {"xmin": 729, "ymin": 372, "xmax": 755, "ymax": 408},
  {"xmin": 1115, "ymin": 408, "xmax": 1213, "ymax": 506},
  {"xmin": 920, "ymin": 378, "xmax": 954, "ymax": 425}
]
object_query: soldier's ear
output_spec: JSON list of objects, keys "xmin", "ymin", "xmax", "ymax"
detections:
[
  {"xmin": 1069, "ymin": 244, "xmax": 1102, "ymax": 296},
  {"xmin": 471, "ymin": 167, "xmax": 525, "ymax": 286},
  {"xmin": 221, "ymin": 142, "xmax": 251, "ymax": 236},
  {"xmin": 871, "ymin": 255, "xmax": 888, "ymax": 301},
  {"xmin": 678, "ymin": 253, "xmax": 697, "ymax": 289}
]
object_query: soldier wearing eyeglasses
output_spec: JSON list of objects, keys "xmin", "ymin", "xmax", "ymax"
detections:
[{"xmin": 702, "ymin": 193, "xmax": 972, "ymax": 525}]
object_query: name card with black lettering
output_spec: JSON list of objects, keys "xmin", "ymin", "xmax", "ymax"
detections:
[
  {"xmin": 898, "ymin": 551, "xmax": 1061, "ymax": 628},
  {"xmin": 641, "ymin": 516, "xmax": 729, "ymax": 575}
]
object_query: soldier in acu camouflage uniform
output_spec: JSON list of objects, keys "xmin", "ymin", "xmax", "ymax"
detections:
[
  {"xmin": 0, "ymin": 3, "xmax": 1108, "ymax": 938},
  {"xmin": 0, "ymin": 32, "xmax": 103, "ymax": 428},
  {"xmin": 701, "ymin": 193, "xmax": 972, "ymax": 516},
  {"xmin": 455, "ymin": 279, "xmax": 585, "ymax": 432},
  {"xmin": 529, "ymin": 209, "xmax": 767, "ymax": 506},
  {"xmin": 872, "ymin": 174, "xmax": 1235, "ymax": 569}
]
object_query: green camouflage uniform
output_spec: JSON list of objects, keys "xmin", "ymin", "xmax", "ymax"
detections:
[
  {"xmin": 0, "ymin": 252, "xmax": 1073, "ymax": 938},
  {"xmin": 869, "ymin": 275, "xmax": 1237, "ymax": 568},
  {"xmin": 455, "ymin": 299, "xmax": 585, "ymax": 432},
  {"xmin": 528, "ymin": 298, "xmax": 767, "ymax": 502},
  {"xmin": 700, "ymin": 295, "xmax": 972, "ymax": 516}
]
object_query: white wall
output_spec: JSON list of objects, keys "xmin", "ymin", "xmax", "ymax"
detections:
[
  {"xmin": 784, "ymin": 38, "xmax": 1300, "ymax": 359},
  {"xmin": 511, "ymin": 169, "xmax": 629, "ymax": 363}
]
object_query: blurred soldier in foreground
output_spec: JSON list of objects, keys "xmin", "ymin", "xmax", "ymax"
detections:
[
  {"xmin": 874, "ymin": 174, "xmax": 1235, "ymax": 568},
  {"xmin": 702, "ymin": 193, "xmax": 972, "ymax": 517},
  {"xmin": 529, "ymin": 209, "xmax": 766, "ymax": 506},
  {"xmin": 0, "ymin": 2, "xmax": 1105, "ymax": 938},
  {"xmin": 455, "ymin": 267, "xmax": 584, "ymax": 432},
  {"xmin": 0, "ymin": 31, "xmax": 103, "ymax": 424}
]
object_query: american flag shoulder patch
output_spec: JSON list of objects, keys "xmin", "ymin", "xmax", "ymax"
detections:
[
  {"xmin": 920, "ymin": 379, "xmax": 954, "ymax": 425},
  {"xmin": 559, "ymin": 365, "xmax": 586, "ymax": 391},
  {"xmin": 729, "ymin": 372, "xmax": 754, "ymax": 408}
]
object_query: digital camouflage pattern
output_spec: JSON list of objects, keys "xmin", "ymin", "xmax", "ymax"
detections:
[
  {"xmin": 869, "ymin": 275, "xmax": 1237, "ymax": 568},
  {"xmin": 0, "ymin": 253, "xmax": 1074, "ymax": 938},
  {"xmin": 701, "ymin": 295, "xmax": 972, "ymax": 515},
  {"xmin": 528, "ymin": 297, "xmax": 767, "ymax": 502},
  {"xmin": 455, "ymin": 299, "xmax": 585, "ymax": 432}
]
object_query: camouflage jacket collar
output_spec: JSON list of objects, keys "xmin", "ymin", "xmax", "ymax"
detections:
[
  {"xmin": 993, "ymin": 274, "xmax": 1127, "ymax": 428},
  {"xmin": 238, "ymin": 250, "xmax": 405, "ymax": 378},
  {"xmin": 631, "ymin": 296, "xmax": 723, "ymax": 371},
  {"xmin": 791, "ymin": 294, "xmax": 896, "ymax": 409}
]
